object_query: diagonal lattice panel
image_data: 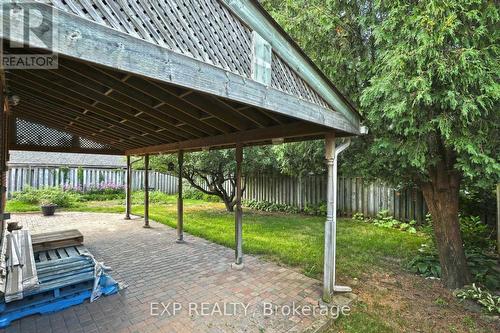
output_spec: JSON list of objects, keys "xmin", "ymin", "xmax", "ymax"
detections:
[
  {"xmin": 46, "ymin": 0, "xmax": 252, "ymax": 77},
  {"xmin": 271, "ymin": 53, "xmax": 330, "ymax": 109},
  {"xmin": 13, "ymin": 117, "xmax": 122, "ymax": 153}
]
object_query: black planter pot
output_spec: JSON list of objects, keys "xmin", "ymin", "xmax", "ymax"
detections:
[{"xmin": 41, "ymin": 205, "xmax": 57, "ymax": 216}]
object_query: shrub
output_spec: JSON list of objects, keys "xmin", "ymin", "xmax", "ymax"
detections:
[
  {"xmin": 407, "ymin": 243, "xmax": 441, "ymax": 278},
  {"xmin": 62, "ymin": 182, "xmax": 125, "ymax": 202},
  {"xmin": 460, "ymin": 216, "xmax": 496, "ymax": 251},
  {"xmin": 352, "ymin": 212, "xmax": 365, "ymax": 222},
  {"xmin": 12, "ymin": 187, "xmax": 79, "ymax": 208},
  {"xmin": 303, "ymin": 202, "xmax": 327, "ymax": 216},
  {"xmin": 372, "ymin": 210, "xmax": 417, "ymax": 233},
  {"xmin": 182, "ymin": 187, "xmax": 221, "ymax": 202},
  {"xmin": 456, "ymin": 284, "xmax": 500, "ymax": 315},
  {"xmin": 243, "ymin": 200, "xmax": 301, "ymax": 214},
  {"xmin": 407, "ymin": 244, "xmax": 499, "ymax": 290}
]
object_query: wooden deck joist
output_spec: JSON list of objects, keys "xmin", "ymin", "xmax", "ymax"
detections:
[{"xmin": 125, "ymin": 122, "xmax": 331, "ymax": 155}]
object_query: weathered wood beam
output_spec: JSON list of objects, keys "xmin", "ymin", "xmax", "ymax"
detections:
[
  {"xmin": 11, "ymin": 88, "xmax": 155, "ymax": 147},
  {"xmin": 179, "ymin": 93, "xmax": 254, "ymax": 131},
  {"xmin": 58, "ymin": 63, "xmax": 211, "ymax": 138},
  {"xmin": 15, "ymin": 69, "xmax": 190, "ymax": 142},
  {"xmin": 8, "ymin": 75, "xmax": 172, "ymax": 145},
  {"xmin": 0, "ymin": 2, "xmax": 360, "ymax": 135},
  {"xmin": 125, "ymin": 122, "xmax": 328, "ymax": 155},
  {"xmin": 118, "ymin": 76, "xmax": 228, "ymax": 135},
  {"xmin": 212, "ymin": 98, "xmax": 278, "ymax": 127}
]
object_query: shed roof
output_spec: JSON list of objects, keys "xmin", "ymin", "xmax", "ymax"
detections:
[
  {"xmin": 7, "ymin": 151, "xmax": 125, "ymax": 168},
  {"xmin": 1, "ymin": 0, "xmax": 361, "ymax": 156}
]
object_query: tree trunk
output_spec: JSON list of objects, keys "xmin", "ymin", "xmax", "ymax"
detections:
[
  {"xmin": 420, "ymin": 163, "xmax": 471, "ymax": 289},
  {"xmin": 224, "ymin": 200, "xmax": 235, "ymax": 212}
]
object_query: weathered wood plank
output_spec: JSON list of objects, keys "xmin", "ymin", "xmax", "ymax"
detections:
[{"xmin": 126, "ymin": 122, "xmax": 326, "ymax": 155}]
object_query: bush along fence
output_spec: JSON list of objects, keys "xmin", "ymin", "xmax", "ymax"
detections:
[
  {"xmin": 6, "ymin": 166, "xmax": 178, "ymax": 197},
  {"xmin": 242, "ymin": 175, "xmax": 428, "ymax": 223}
]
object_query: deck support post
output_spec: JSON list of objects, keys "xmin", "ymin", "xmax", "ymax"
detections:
[
  {"xmin": 323, "ymin": 134, "xmax": 351, "ymax": 302},
  {"xmin": 125, "ymin": 155, "xmax": 132, "ymax": 220},
  {"xmin": 176, "ymin": 151, "xmax": 185, "ymax": 243},
  {"xmin": 0, "ymin": 80, "xmax": 9, "ymax": 295},
  {"xmin": 232, "ymin": 145, "xmax": 243, "ymax": 268},
  {"xmin": 143, "ymin": 154, "xmax": 150, "ymax": 228}
]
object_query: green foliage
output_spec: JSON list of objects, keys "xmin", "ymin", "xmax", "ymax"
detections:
[
  {"xmin": 460, "ymin": 216, "xmax": 496, "ymax": 251},
  {"xmin": 352, "ymin": 212, "xmax": 366, "ymax": 222},
  {"xmin": 359, "ymin": 0, "xmax": 499, "ymax": 187},
  {"xmin": 149, "ymin": 148, "xmax": 278, "ymax": 211},
  {"xmin": 372, "ymin": 210, "xmax": 417, "ymax": 233},
  {"xmin": 243, "ymin": 200, "xmax": 328, "ymax": 216},
  {"xmin": 271, "ymin": 141, "xmax": 325, "ymax": 177},
  {"xmin": 182, "ymin": 187, "xmax": 221, "ymax": 202},
  {"xmin": 407, "ymin": 243, "xmax": 442, "ymax": 278},
  {"xmin": 243, "ymin": 200, "xmax": 301, "ymax": 214},
  {"xmin": 79, "ymin": 192, "xmax": 125, "ymax": 202},
  {"xmin": 407, "ymin": 215, "xmax": 499, "ymax": 290},
  {"xmin": 456, "ymin": 284, "xmax": 500, "ymax": 315},
  {"xmin": 12, "ymin": 187, "xmax": 78, "ymax": 208},
  {"xmin": 465, "ymin": 250, "xmax": 499, "ymax": 290},
  {"xmin": 303, "ymin": 202, "xmax": 327, "ymax": 216},
  {"xmin": 60, "ymin": 167, "xmax": 69, "ymax": 183}
]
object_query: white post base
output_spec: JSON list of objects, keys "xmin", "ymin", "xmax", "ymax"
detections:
[
  {"xmin": 231, "ymin": 262, "xmax": 244, "ymax": 270},
  {"xmin": 333, "ymin": 285, "xmax": 352, "ymax": 293}
]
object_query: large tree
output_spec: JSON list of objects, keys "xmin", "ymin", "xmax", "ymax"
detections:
[
  {"xmin": 263, "ymin": 0, "xmax": 499, "ymax": 289},
  {"xmin": 149, "ymin": 147, "xmax": 277, "ymax": 212},
  {"xmin": 360, "ymin": 0, "xmax": 499, "ymax": 288}
]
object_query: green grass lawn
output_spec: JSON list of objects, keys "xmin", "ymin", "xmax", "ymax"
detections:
[{"xmin": 7, "ymin": 195, "xmax": 425, "ymax": 280}]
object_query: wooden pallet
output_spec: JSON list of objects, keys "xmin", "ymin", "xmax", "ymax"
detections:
[
  {"xmin": 31, "ymin": 230, "xmax": 83, "ymax": 253},
  {"xmin": 0, "ymin": 245, "xmax": 119, "ymax": 328}
]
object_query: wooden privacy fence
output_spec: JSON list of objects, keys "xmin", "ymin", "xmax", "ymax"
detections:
[
  {"xmin": 6, "ymin": 166, "xmax": 178, "ymax": 197},
  {"xmin": 243, "ymin": 175, "xmax": 428, "ymax": 223},
  {"xmin": 6, "ymin": 167, "xmax": 427, "ymax": 222}
]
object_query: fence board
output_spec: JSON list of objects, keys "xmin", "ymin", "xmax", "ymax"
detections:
[
  {"xmin": 241, "ymin": 174, "xmax": 427, "ymax": 222},
  {"xmin": 6, "ymin": 166, "xmax": 178, "ymax": 197},
  {"xmin": 6, "ymin": 166, "xmax": 427, "ymax": 222}
]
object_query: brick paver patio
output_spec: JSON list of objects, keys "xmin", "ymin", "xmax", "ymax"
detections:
[{"xmin": 1, "ymin": 212, "xmax": 355, "ymax": 333}]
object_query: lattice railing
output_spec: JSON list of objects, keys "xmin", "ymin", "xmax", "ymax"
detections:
[
  {"xmin": 41, "ymin": 0, "xmax": 332, "ymax": 110},
  {"xmin": 46, "ymin": 0, "xmax": 252, "ymax": 77},
  {"xmin": 271, "ymin": 53, "xmax": 330, "ymax": 109}
]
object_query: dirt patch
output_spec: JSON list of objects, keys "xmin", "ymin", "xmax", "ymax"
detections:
[{"xmin": 346, "ymin": 268, "xmax": 499, "ymax": 332}]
